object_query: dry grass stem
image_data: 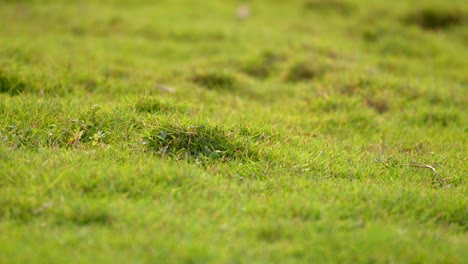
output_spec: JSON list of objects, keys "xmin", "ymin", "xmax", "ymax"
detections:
[{"xmin": 396, "ymin": 163, "xmax": 445, "ymax": 186}]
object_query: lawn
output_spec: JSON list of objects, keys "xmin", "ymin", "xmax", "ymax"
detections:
[{"xmin": 0, "ymin": 0, "xmax": 467, "ymax": 263}]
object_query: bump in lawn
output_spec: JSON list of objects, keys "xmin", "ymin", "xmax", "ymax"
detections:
[
  {"xmin": 285, "ymin": 60, "xmax": 325, "ymax": 83},
  {"xmin": 303, "ymin": 0, "xmax": 355, "ymax": 15},
  {"xmin": 53, "ymin": 202, "xmax": 115, "ymax": 226},
  {"xmin": 134, "ymin": 97, "xmax": 188, "ymax": 114},
  {"xmin": 241, "ymin": 51, "xmax": 284, "ymax": 79},
  {"xmin": 404, "ymin": 7, "xmax": 465, "ymax": 30},
  {"xmin": 143, "ymin": 123, "xmax": 258, "ymax": 163},
  {"xmin": 0, "ymin": 70, "xmax": 27, "ymax": 95},
  {"xmin": 0, "ymin": 100, "xmax": 136, "ymax": 149},
  {"xmin": 365, "ymin": 96, "xmax": 390, "ymax": 114},
  {"xmin": 77, "ymin": 77, "xmax": 100, "ymax": 93},
  {"xmin": 1, "ymin": 195, "xmax": 114, "ymax": 226},
  {"xmin": 191, "ymin": 71, "xmax": 239, "ymax": 92}
]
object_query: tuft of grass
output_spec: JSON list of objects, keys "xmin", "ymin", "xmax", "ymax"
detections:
[
  {"xmin": 365, "ymin": 96, "xmax": 390, "ymax": 114},
  {"xmin": 53, "ymin": 201, "xmax": 115, "ymax": 226},
  {"xmin": 0, "ymin": 69, "xmax": 27, "ymax": 95},
  {"xmin": 77, "ymin": 77, "xmax": 100, "ymax": 92},
  {"xmin": 1, "ymin": 194, "xmax": 114, "ymax": 226},
  {"xmin": 143, "ymin": 123, "xmax": 258, "ymax": 162},
  {"xmin": 0, "ymin": 99, "xmax": 138, "ymax": 150},
  {"xmin": 404, "ymin": 7, "xmax": 465, "ymax": 30},
  {"xmin": 302, "ymin": 0, "xmax": 355, "ymax": 15},
  {"xmin": 134, "ymin": 97, "xmax": 188, "ymax": 114},
  {"xmin": 241, "ymin": 51, "xmax": 284, "ymax": 79},
  {"xmin": 191, "ymin": 71, "xmax": 240, "ymax": 92},
  {"xmin": 284, "ymin": 60, "xmax": 325, "ymax": 83}
]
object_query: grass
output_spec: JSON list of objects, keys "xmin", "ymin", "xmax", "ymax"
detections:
[
  {"xmin": 143, "ymin": 122, "xmax": 259, "ymax": 162},
  {"xmin": 0, "ymin": 0, "xmax": 467, "ymax": 263}
]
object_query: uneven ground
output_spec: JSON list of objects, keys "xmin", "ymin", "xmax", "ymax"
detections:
[{"xmin": 0, "ymin": 0, "xmax": 467, "ymax": 263}]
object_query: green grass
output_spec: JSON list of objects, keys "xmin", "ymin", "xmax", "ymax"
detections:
[{"xmin": 0, "ymin": 0, "xmax": 467, "ymax": 263}]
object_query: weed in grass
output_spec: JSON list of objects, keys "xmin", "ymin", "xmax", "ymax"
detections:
[
  {"xmin": 143, "ymin": 123, "xmax": 257, "ymax": 163},
  {"xmin": 4, "ymin": 125, "xmax": 41, "ymax": 149},
  {"xmin": 66, "ymin": 108, "xmax": 110, "ymax": 147},
  {"xmin": 0, "ymin": 101, "xmax": 135, "ymax": 149}
]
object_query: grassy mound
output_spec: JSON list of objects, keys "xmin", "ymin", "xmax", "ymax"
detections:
[
  {"xmin": 405, "ymin": 7, "xmax": 465, "ymax": 30},
  {"xmin": 0, "ymin": 70, "xmax": 27, "ymax": 95},
  {"xmin": 191, "ymin": 71, "xmax": 239, "ymax": 92},
  {"xmin": 144, "ymin": 123, "xmax": 258, "ymax": 162}
]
